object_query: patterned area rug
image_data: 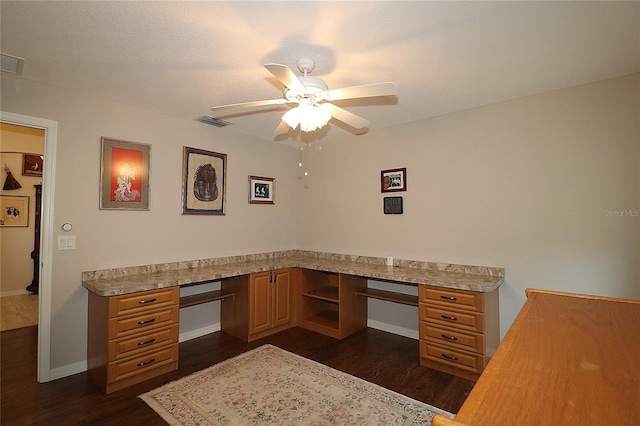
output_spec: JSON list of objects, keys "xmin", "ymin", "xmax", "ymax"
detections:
[{"xmin": 140, "ymin": 344, "xmax": 453, "ymax": 425}]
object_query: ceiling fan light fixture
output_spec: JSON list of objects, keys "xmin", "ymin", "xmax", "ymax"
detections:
[{"xmin": 282, "ymin": 103, "xmax": 331, "ymax": 132}]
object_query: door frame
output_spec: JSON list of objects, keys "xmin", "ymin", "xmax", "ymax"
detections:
[{"xmin": 1, "ymin": 111, "xmax": 57, "ymax": 382}]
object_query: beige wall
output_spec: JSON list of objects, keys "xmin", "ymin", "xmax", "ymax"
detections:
[
  {"xmin": 297, "ymin": 73, "xmax": 640, "ymax": 335},
  {"xmin": 1, "ymin": 72, "xmax": 638, "ymax": 377},
  {"xmin": 0, "ymin": 123, "xmax": 44, "ymax": 295}
]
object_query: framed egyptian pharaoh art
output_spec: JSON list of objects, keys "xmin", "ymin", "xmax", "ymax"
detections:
[{"xmin": 182, "ymin": 146, "xmax": 227, "ymax": 215}]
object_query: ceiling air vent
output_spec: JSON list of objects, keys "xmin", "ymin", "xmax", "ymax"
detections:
[
  {"xmin": 1, "ymin": 53, "xmax": 25, "ymax": 75},
  {"xmin": 198, "ymin": 116, "xmax": 231, "ymax": 127}
]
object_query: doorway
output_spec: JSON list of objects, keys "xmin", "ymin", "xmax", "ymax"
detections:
[{"xmin": 0, "ymin": 111, "xmax": 57, "ymax": 383}]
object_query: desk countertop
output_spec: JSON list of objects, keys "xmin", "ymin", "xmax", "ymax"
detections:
[
  {"xmin": 82, "ymin": 251, "xmax": 504, "ymax": 297},
  {"xmin": 434, "ymin": 289, "xmax": 640, "ymax": 426}
]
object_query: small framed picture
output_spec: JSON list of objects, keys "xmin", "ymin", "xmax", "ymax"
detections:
[
  {"xmin": 22, "ymin": 154, "xmax": 43, "ymax": 177},
  {"xmin": 383, "ymin": 196, "xmax": 403, "ymax": 214},
  {"xmin": 100, "ymin": 137, "xmax": 150, "ymax": 210},
  {"xmin": 1, "ymin": 195, "xmax": 30, "ymax": 227},
  {"xmin": 249, "ymin": 176, "xmax": 275, "ymax": 204},
  {"xmin": 381, "ymin": 167, "xmax": 407, "ymax": 193},
  {"xmin": 182, "ymin": 146, "xmax": 227, "ymax": 215}
]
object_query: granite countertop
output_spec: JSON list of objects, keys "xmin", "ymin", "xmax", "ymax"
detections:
[{"xmin": 82, "ymin": 250, "xmax": 505, "ymax": 297}]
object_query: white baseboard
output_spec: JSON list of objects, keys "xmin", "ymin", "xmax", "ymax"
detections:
[
  {"xmin": 48, "ymin": 360, "xmax": 87, "ymax": 382},
  {"xmin": 1, "ymin": 289, "xmax": 31, "ymax": 298},
  {"xmin": 179, "ymin": 323, "xmax": 221, "ymax": 343},
  {"xmin": 367, "ymin": 320, "xmax": 419, "ymax": 340}
]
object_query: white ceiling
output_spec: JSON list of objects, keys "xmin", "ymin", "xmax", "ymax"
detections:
[{"xmin": 1, "ymin": 1, "xmax": 639, "ymax": 143}]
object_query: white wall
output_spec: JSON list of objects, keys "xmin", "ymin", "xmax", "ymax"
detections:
[
  {"xmin": 1, "ymin": 76, "xmax": 299, "ymax": 373},
  {"xmin": 2, "ymin": 72, "xmax": 638, "ymax": 377},
  {"xmin": 297, "ymin": 74, "xmax": 640, "ymax": 337}
]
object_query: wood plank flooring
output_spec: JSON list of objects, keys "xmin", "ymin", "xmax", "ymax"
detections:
[
  {"xmin": 0, "ymin": 294, "xmax": 38, "ymax": 331},
  {"xmin": 1, "ymin": 326, "xmax": 475, "ymax": 425}
]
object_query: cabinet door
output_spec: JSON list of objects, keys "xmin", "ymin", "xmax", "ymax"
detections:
[
  {"xmin": 249, "ymin": 272, "xmax": 272, "ymax": 335},
  {"xmin": 272, "ymin": 269, "xmax": 292, "ymax": 328}
]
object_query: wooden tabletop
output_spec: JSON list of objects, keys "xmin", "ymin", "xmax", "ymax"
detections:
[{"xmin": 434, "ymin": 288, "xmax": 640, "ymax": 425}]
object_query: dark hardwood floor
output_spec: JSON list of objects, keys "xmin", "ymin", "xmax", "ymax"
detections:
[{"xmin": 1, "ymin": 326, "xmax": 474, "ymax": 425}]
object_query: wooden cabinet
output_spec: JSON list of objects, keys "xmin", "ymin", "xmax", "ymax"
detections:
[
  {"xmin": 221, "ymin": 268, "xmax": 295, "ymax": 342},
  {"xmin": 298, "ymin": 269, "xmax": 367, "ymax": 339},
  {"xmin": 87, "ymin": 287, "xmax": 180, "ymax": 394},
  {"xmin": 418, "ymin": 285, "xmax": 499, "ymax": 381}
]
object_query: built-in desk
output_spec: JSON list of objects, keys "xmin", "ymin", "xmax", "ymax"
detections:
[
  {"xmin": 433, "ymin": 289, "xmax": 640, "ymax": 426},
  {"xmin": 83, "ymin": 250, "xmax": 504, "ymax": 393}
]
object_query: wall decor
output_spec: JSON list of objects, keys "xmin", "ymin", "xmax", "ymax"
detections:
[
  {"xmin": 22, "ymin": 153, "xmax": 43, "ymax": 177},
  {"xmin": 249, "ymin": 176, "xmax": 275, "ymax": 204},
  {"xmin": 0, "ymin": 195, "xmax": 29, "ymax": 227},
  {"xmin": 383, "ymin": 196, "xmax": 403, "ymax": 214},
  {"xmin": 100, "ymin": 137, "xmax": 150, "ymax": 210},
  {"xmin": 182, "ymin": 146, "xmax": 226, "ymax": 215},
  {"xmin": 381, "ymin": 167, "xmax": 407, "ymax": 193}
]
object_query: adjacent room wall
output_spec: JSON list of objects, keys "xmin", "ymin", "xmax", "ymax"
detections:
[
  {"xmin": 0, "ymin": 124, "xmax": 44, "ymax": 295},
  {"xmin": 297, "ymin": 73, "xmax": 640, "ymax": 337}
]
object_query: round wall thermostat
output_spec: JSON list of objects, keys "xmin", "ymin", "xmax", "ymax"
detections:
[{"xmin": 62, "ymin": 223, "xmax": 73, "ymax": 232}]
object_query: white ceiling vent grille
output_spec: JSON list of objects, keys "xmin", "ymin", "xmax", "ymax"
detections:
[
  {"xmin": 1, "ymin": 53, "xmax": 25, "ymax": 75},
  {"xmin": 198, "ymin": 116, "xmax": 231, "ymax": 127}
]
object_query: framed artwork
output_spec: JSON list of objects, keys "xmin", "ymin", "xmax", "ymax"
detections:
[
  {"xmin": 249, "ymin": 176, "xmax": 275, "ymax": 204},
  {"xmin": 182, "ymin": 146, "xmax": 226, "ymax": 215},
  {"xmin": 381, "ymin": 167, "xmax": 407, "ymax": 193},
  {"xmin": 383, "ymin": 196, "xmax": 403, "ymax": 214},
  {"xmin": 0, "ymin": 195, "xmax": 29, "ymax": 227},
  {"xmin": 100, "ymin": 137, "xmax": 150, "ymax": 210},
  {"xmin": 22, "ymin": 153, "xmax": 43, "ymax": 177}
]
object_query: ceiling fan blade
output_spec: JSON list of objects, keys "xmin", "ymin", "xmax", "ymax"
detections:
[
  {"xmin": 322, "ymin": 103, "xmax": 370, "ymax": 129},
  {"xmin": 325, "ymin": 82, "xmax": 398, "ymax": 101},
  {"xmin": 264, "ymin": 63, "xmax": 308, "ymax": 92},
  {"xmin": 273, "ymin": 120, "xmax": 290, "ymax": 136},
  {"xmin": 211, "ymin": 98, "xmax": 289, "ymax": 112}
]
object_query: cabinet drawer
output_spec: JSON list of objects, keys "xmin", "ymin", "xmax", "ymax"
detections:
[
  {"xmin": 419, "ymin": 304, "xmax": 484, "ymax": 333},
  {"xmin": 419, "ymin": 322, "xmax": 485, "ymax": 354},
  {"xmin": 108, "ymin": 324, "xmax": 179, "ymax": 361},
  {"xmin": 108, "ymin": 306, "xmax": 179, "ymax": 339},
  {"xmin": 107, "ymin": 344, "xmax": 178, "ymax": 384},
  {"xmin": 109, "ymin": 287, "xmax": 179, "ymax": 318},
  {"xmin": 419, "ymin": 286, "xmax": 483, "ymax": 312},
  {"xmin": 420, "ymin": 341, "xmax": 485, "ymax": 374}
]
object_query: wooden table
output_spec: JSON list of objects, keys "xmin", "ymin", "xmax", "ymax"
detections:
[{"xmin": 433, "ymin": 288, "xmax": 640, "ymax": 426}]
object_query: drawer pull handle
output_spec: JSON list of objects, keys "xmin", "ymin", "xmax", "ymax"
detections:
[
  {"xmin": 137, "ymin": 358, "xmax": 156, "ymax": 367},
  {"xmin": 441, "ymin": 314, "xmax": 458, "ymax": 321},
  {"xmin": 441, "ymin": 354, "xmax": 459, "ymax": 362},
  {"xmin": 440, "ymin": 295, "xmax": 458, "ymax": 301},
  {"xmin": 441, "ymin": 334, "xmax": 458, "ymax": 341},
  {"xmin": 138, "ymin": 298, "xmax": 157, "ymax": 305},
  {"xmin": 137, "ymin": 318, "xmax": 156, "ymax": 325},
  {"xmin": 137, "ymin": 338, "xmax": 156, "ymax": 346}
]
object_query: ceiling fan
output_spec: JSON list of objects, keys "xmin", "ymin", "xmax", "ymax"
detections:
[{"xmin": 211, "ymin": 57, "xmax": 398, "ymax": 135}]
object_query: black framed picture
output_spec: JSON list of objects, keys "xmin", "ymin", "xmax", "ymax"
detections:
[{"xmin": 383, "ymin": 196, "xmax": 403, "ymax": 214}]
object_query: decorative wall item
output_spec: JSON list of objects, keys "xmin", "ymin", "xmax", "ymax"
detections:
[
  {"xmin": 22, "ymin": 153, "xmax": 43, "ymax": 177},
  {"xmin": 381, "ymin": 168, "xmax": 407, "ymax": 193},
  {"xmin": 249, "ymin": 176, "xmax": 275, "ymax": 205},
  {"xmin": 383, "ymin": 196, "xmax": 403, "ymax": 214},
  {"xmin": 3, "ymin": 164, "xmax": 22, "ymax": 190},
  {"xmin": 99, "ymin": 137, "xmax": 150, "ymax": 210},
  {"xmin": 0, "ymin": 195, "xmax": 29, "ymax": 227},
  {"xmin": 182, "ymin": 146, "xmax": 226, "ymax": 215}
]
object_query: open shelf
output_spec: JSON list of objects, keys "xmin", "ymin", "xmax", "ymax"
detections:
[
  {"xmin": 180, "ymin": 290, "xmax": 234, "ymax": 308},
  {"xmin": 304, "ymin": 286, "xmax": 339, "ymax": 303},
  {"xmin": 301, "ymin": 310, "xmax": 340, "ymax": 331},
  {"xmin": 353, "ymin": 288, "xmax": 419, "ymax": 307}
]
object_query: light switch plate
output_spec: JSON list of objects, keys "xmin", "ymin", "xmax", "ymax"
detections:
[{"xmin": 58, "ymin": 235, "xmax": 76, "ymax": 250}]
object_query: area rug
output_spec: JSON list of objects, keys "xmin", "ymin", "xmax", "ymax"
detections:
[{"xmin": 140, "ymin": 344, "xmax": 453, "ymax": 425}]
